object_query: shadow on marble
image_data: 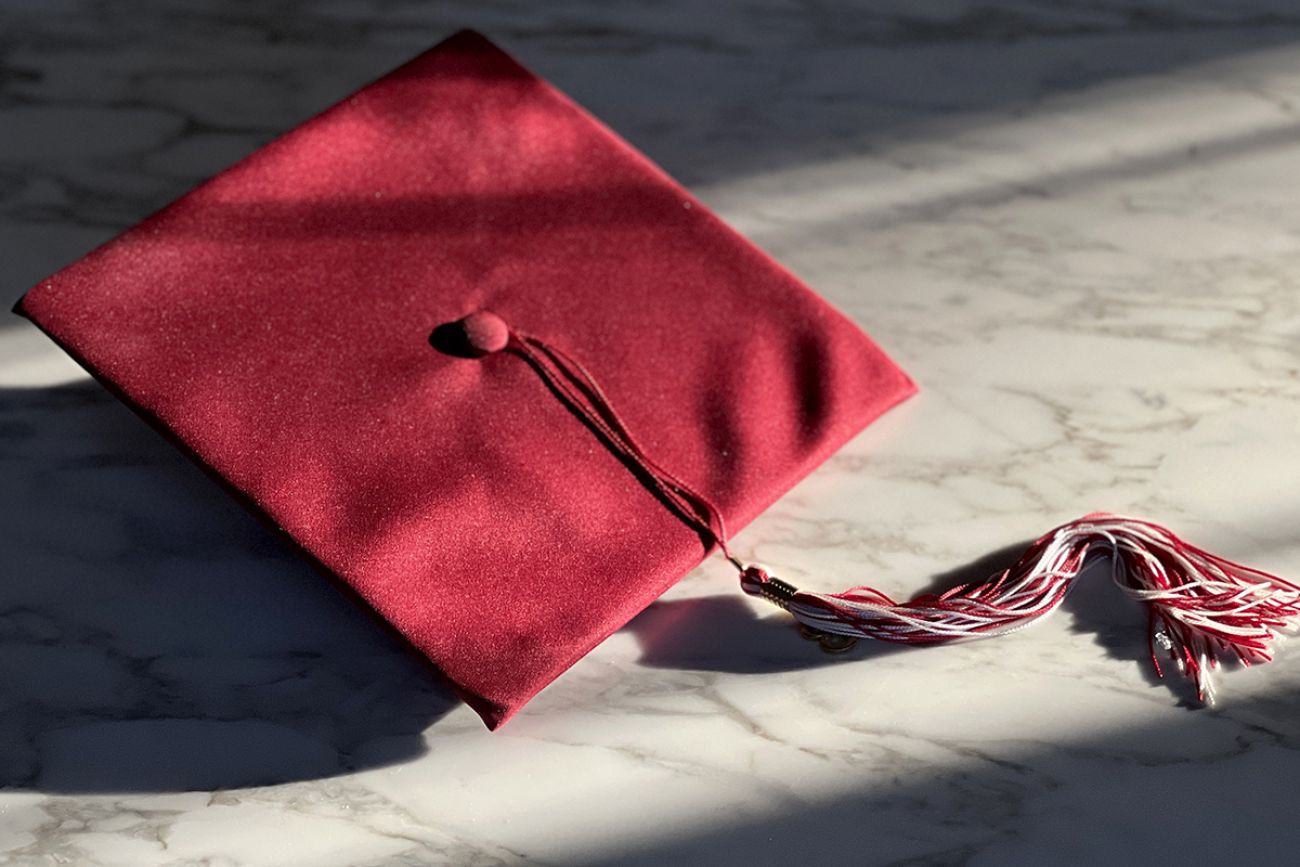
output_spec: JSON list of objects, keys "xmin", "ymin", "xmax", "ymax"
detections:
[
  {"xmin": 630, "ymin": 595, "xmax": 862, "ymax": 674},
  {"xmin": 564, "ymin": 685, "xmax": 1300, "ymax": 867},
  {"xmin": 8, "ymin": 1, "xmax": 1300, "ymax": 324},
  {"xmin": 608, "ymin": 550, "xmax": 1300, "ymax": 865},
  {"xmin": 0, "ymin": 381, "xmax": 459, "ymax": 794}
]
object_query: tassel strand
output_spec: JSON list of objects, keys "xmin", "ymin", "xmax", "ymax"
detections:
[{"xmin": 739, "ymin": 513, "xmax": 1300, "ymax": 703}]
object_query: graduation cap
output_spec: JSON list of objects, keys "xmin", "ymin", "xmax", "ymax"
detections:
[{"xmin": 16, "ymin": 30, "xmax": 1297, "ymax": 728}]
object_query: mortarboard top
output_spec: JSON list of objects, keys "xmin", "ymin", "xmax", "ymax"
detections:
[{"xmin": 14, "ymin": 30, "xmax": 915, "ymax": 728}]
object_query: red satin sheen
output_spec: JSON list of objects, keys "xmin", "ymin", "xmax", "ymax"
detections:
[{"xmin": 13, "ymin": 30, "xmax": 916, "ymax": 728}]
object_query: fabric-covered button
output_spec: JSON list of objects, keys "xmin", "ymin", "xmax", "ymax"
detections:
[{"xmin": 459, "ymin": 310, "xmax": 510, "ymax": 356}]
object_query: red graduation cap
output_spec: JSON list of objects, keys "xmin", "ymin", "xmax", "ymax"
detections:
[
  {"xmin": 16, "ymin": 30, "xmax": 1298, "ymax": 727},
  {"xmin": 14, "ymin": 30, "xmax": 913, "ymax": 727}
]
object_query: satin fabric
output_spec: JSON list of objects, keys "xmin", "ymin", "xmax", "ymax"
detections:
[{"xmin": 14, "ymin": 30, "xmax": 915, "ymax": 728}]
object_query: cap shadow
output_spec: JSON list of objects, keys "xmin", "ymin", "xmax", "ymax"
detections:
[{"xmin": 0, "ymin": 379, "xmax": 460, "ymax": 794}]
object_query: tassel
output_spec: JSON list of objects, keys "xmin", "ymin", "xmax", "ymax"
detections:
[
  {"xmin": 454, "ymin": 316, "xmax": 1298, "ymax": 706},
  {"xmin": 739, "ymin": 513, "xmax": 1300, "ymax": 704}
]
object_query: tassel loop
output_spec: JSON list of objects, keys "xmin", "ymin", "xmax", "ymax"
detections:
[
  {"xmin": 739, "ymin": 566, "xmax": 798, "ymax": 610},
  {"xmin": 740, "ymin": 567, "xmax": 859, "ymax": 653}
]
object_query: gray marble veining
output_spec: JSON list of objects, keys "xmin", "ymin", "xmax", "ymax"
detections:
[{"xmin": 3, "ymin": 1, "xmax": 1300, "ymax": 864}]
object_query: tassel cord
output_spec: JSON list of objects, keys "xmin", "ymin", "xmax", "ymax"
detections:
[{"xmin": 508, "ymin": 330, "xmax": 738, "ymax": 563}]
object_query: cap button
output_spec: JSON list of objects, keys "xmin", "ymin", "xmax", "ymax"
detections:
[{"xmin": 459, "ymin": 310, "xmax": 510, "ymax": 356}]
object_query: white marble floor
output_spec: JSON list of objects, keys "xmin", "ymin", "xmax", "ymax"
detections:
[{"xmin": 4, "ymin": 1, "xmax": 1300, "ymax": 864}]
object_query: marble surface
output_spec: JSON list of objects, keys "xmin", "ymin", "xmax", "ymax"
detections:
[{"xmin": 4, "ymin": 1, "xmax": 1300, "ymax": 864}]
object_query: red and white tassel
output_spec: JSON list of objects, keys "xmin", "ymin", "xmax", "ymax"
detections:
[{"xmin": 739, "ymin": 513, "xmax": 1300, "ymax": 703}]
